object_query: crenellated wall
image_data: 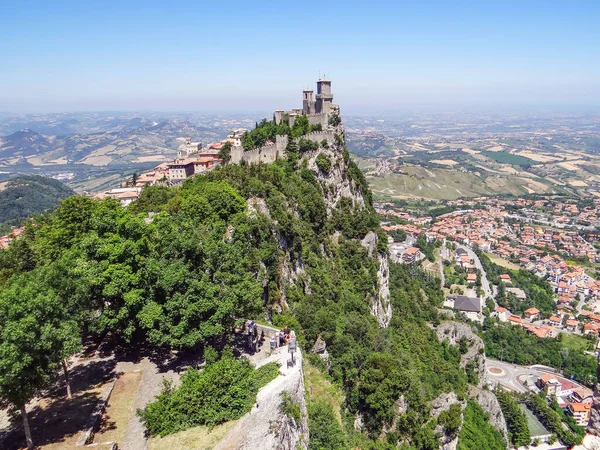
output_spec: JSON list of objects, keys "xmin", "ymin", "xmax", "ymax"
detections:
[
  {"xmin": 306, "ymin": 113, "xmax": 328, "ymax": 129},
  {"xmin": 301, "ymin": 131, "xmax": 336, "ymax": 145},
  {"xmin": 230, "ymin": 134, "xmax": 289, "ymax": 165},
  {"xmin": 230, "ymin": 132, "xmax": 337, "ymax": 166}
]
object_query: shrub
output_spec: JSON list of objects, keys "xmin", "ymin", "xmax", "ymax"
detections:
[
  {"xmin": 316, "ymin": 154, "xmax": 332, "ymax": 173},
  {"xmin": 438, "ymin": 403, "xmax": 462, "ymax": 435},
  {"xmin": 308, "ymin": 400, "xmax": 348, "ymax": 450},
  {"xmin": 299, "ymin": 139, "xmax": 319, "ymax": 153},
  {"xmin": 138, "ymin": 350, "xmax": 279, "ymax": 436},
  {"xmin": 280, "ymin": 391, "xmax": 301, "ymax": 423}
]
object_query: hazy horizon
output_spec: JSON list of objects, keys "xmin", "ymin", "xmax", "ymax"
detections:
[{"xmin": 2, "ymin": 0, "xmax": 599, "ymax": 114}]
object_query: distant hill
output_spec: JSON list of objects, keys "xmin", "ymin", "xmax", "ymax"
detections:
[
  {"xmin": 0, "ymin": 129, "xmax": 54, "ymax": 156},
  {"xmin": 0, "ymin": 175, "xmax": 74, "ymax": 232}
]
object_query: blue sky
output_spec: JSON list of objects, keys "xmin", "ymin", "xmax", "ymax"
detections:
[{"xmin": 1, "ymin": 0, "xmax": 599, "ymax": 113}]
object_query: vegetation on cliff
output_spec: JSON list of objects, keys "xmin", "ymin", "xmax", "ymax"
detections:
[
  {"xmin": 138, "ymin": 350, "xmax": 279, "ymax": 436},
  {"xmin": 0, "ymin": 125, "xmax": 486, "ymax": 449},
  {"xmin": 457, "ymin": 399, "xmax": 506, "ymax": 450}
]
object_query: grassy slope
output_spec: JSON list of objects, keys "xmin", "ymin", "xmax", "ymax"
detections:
[
  {"xmin": 365, "ymin": 164, "xmax": 534, "ymax": 200},
  {"xmin": 304, "ymin": 360, "xmax": 344, "ymax": 426}
]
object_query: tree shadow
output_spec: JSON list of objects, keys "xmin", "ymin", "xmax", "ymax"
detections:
[
  {"xmin": 45, "ymin": 358, "xmax": 118, "ymax": 400},
  {"xmin": 0, "ymin": 358, "xmax": 118, "ymax": 450},
  {"xmin": 2, "ymin": 390, "xmax": 100, "ymax": 449}
]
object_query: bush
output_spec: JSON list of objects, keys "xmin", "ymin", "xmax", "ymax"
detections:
[
  {"xmin": 138, "ymin": 350, "xmax": 279, "ymax": 436},
  {"xmin": 316, "ymin": 154, "xmax": 332, "ymax": 173},
  {"xmin": 299, "ymin": 139, "xmax": 319, "ymax": 153},
  {"xmin": 280, "ymin": 391, "xmax": 301, "ymax": 423},
  {"xmin": 438, "ymin": 403, "xmax": 462, "ymax": 435},
  {"xmin": 308, "ymin": 400, "xmax": 348, "ymax": 450}
]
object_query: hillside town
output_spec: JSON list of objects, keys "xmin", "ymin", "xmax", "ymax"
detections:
[{"xmin": 380, "ymin": 197, "xmax": 600, "ymax": 343}]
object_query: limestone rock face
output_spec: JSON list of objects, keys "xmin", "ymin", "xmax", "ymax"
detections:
[
  {"xmin": 372, "ymin": 253, "xmax": 392, "ymax": 328},
  {"xmin": 430, "ymin": 392, "xmax": 466, "ymax": 450},
  {"xmin": 435, "ymin": 321, "xmax": 489, "ymax": 388},
  {"xmin": 469, "ymin": 386, "xmax": 509, "ymax": 443},
  {"xmin": 247, "ymin": 196, "xmax": 271, "ymax": 219},
  {"xmin": 312, "ymin": 336, "xmax": 329, "ymax": 363},
  {"xmin": 306, "ymin": 144, "xmax": 365, "ymax": 215},
  {"xmin": 589, "ymin": 383, "xmax": 600, "ymax": 435},
  {"xmin": 361, "ymin": 231, "xmax": 378, "ymax": 258}
]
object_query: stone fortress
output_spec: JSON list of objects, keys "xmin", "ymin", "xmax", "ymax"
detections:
[
  {"xmin": 230, "ymin": 78, "xmax": 341, "ymax": 165},
  {"xmin": 108, "ymin": 78, "xmax": 343, "ymax": 205}
]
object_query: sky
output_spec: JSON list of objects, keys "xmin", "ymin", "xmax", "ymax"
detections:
[{"xmin": 1, "ymin": 0, "xmax": 599, "ymax": 114}]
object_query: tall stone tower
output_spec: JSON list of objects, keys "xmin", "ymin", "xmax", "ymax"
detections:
[
  {"xmin": 302, "ymin": 88, "xmax": 315, "ymax": 115},
  {"xmin": 315, "ymin": 78, "xmax": 333, "ymax": 115}
]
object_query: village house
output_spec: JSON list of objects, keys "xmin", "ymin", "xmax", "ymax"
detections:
[
  {"xmin": 568, "ymin": 402, "xmax": 591, "ymax": 426},
  {"xmin": 524, "ymin": 307, "xmax": 540, "ymax": 321},
  {"xmin": 449, "ymin": 294, "xmax": 481, "ymax": 322},
  {"xmin": 402, "ymin": 247, "xmax": 421, "ymax": 263},
  {"xmin": 495, "ymin": 306, "xmax": 510, "ymax": 322}
]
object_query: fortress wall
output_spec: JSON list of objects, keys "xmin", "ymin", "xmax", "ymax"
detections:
[
  {"xmin": 232, "ymin": 131, "xmax": 333, "ymax": 167},
  {"xmin": 237, "ymin": 134, "xmax": 289, "ymax": 165},
  {"xmin": 302, "ymin": 131, "xmax": 336, "ymax": 145},
  {"xmin": 230, "ymin": 145, "xmax": 244, "ymax": 164},
  {"xmin": 307, "ymin": 113, "xmax": 327, "ymax": 128}
]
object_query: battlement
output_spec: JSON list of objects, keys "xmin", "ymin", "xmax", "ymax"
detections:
[
  {"xmin": 301, "ymin": 131, "xmax": 336, "ymax": 145},
  {"xmin": 230, "ymin": 131, "xmax": 338, "ymax": 166}
]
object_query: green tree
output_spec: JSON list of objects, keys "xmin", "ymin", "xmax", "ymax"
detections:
[
  {"xmin": 496, "ymin": 390, "xmax": 530, "ymax": 446},
  {"xmin": 457, "ymin": 399, "xmax": 505, "ymax": 450},
  {"xmin": 218, "ymin": 141, "xmax": 233, "ymax": 162},
  {"xmin": 0, "ymin": 272, "xmax": 80, "ymax": 449},
  {"xmin": 308, "ymin": 400, "xmax": 348, "ymax": 450}
]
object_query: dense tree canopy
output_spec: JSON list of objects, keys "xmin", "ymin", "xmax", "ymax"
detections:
[
  {"xmin": 0, "ymin": 175, "xmax": 74, "ymax": 234},
  {"xmin": 0, "ymin": 137, "xmax": 485, "ymax": 449}
]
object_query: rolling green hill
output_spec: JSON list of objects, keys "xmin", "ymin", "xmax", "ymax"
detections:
[{"xmin": 0, "ymin": 175, "xmax": 74, "ymax": 233}]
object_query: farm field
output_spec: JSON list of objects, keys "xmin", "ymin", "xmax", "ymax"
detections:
[
  {"xmin": 481, "ymin": 151, "xmax": 535, "ymax": 166},
  {"xmin": 485, "ymin": 253, "xmax": 520, "ymax": 271},
  {"xmin": 365, "ymin": 164, "xmax": 550, "ymax": 200}
]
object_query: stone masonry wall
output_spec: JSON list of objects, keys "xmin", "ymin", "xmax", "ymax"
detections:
[
  {"xmin": 307, "ymin": 113, "xmax": 328, "ymax": 128},
  {"xmin": 230, "ymin": 132, "xmax": 336, "ymax": 166}
]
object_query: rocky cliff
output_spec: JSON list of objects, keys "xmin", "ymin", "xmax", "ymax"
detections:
[
  {"xmin": 435, "ymin": 322, "xmax": 508, "ymax": 443},
  {"xmin": 435, "ymin": 321, "xmax": 489, "ymax": 388}
]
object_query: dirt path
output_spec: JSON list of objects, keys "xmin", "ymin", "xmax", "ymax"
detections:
[{"xmin": 119, "ymin": 358, "xmax": 181, "ymax": 450}]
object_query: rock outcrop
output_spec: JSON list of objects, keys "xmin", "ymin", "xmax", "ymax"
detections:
[
  {"xmin": 307, "ymin": 145, "xmax": 365, "ymax": 215},
  {"xmin": 312, "ymin": 335, "xmax": 329, "ymax": 363},
  {"xmin": 589, "ymin": 376, "xmax": 600, "ymax": 436},
  {"xmin": 469, "ymin": 386, "xmax": 509, "ymax": 443},
  {"xmin": 430, "ymin": 392, "xmax": 466, "ymax": 450},
  {"xmin": 435, "ymin": 321, "xmax": 489, "ymax": 388},
  {"xmin": 372, "ymin": 253, "xmax": 392, "ymax": 327}
]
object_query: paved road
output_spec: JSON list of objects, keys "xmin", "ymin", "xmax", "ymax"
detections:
[
  {"xmin": 456, "ymin": 244, "xmax": 494, "ymax": 305},
  {"xmin": 486, "ymin": 358, "xmax": 561, "ymax": 393}
]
